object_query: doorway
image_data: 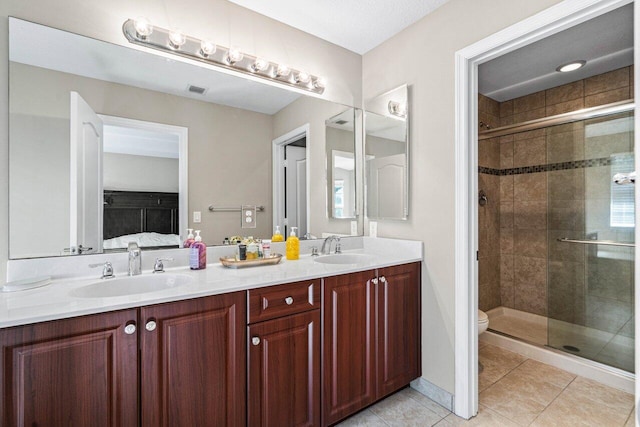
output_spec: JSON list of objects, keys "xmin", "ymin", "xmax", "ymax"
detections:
[
  {"xmin": 273, "ymin": 124, "xmax": 310, "ymax": 238},
  {"xmin": 454, "ymin": 0, "xmax": 638, "ymax": 419}
]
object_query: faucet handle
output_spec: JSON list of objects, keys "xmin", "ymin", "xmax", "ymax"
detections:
[
  {"xmin": 153, "ymin": 257, "xmax": 174, "ymax": 273},
  {"xmin": 335, "ymin": 238, "xmax": 342, "ymax": 254},
  {"xmin": 89, "ymin": 261, "xmax": 115, "ymax": 279},
  {"xmin": 311, "ymin": 246, "xmax": 319, "ymax": 257}
]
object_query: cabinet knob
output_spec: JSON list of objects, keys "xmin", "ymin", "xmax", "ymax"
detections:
[
  {"xmin": 371, "ymin": 278, "xmax": 379, "ymax": 285},
  {"xmin": 284, "ymin": 296, "xmax": 294, "ymax": 305},
  {"xmin": 252, "ymin": 336, "xmax": 261, "ymax": 346},
  {"xmin": 124, "ymin": 323, "xmax": 136, "ymax": 335},
  {"xmin": 380, "ymin": 276, "xmax": 387, "ymax": 283},
  {"xmin": 145, "ymin": 320, "xmax": 157, "ymax": 332}
]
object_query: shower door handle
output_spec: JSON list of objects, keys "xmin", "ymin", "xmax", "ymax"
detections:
[{"xmin": 557, "ymin": 238, "xmax": 635, "ymax": 248}]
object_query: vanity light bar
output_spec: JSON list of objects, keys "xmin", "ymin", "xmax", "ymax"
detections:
[{"xmin": 122, "ymin": 19, "xmax": 326, "ymax": 94}]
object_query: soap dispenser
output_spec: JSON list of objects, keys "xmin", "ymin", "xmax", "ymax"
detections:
[
  {"xmin": 286, "ymin": 227, "xmax": 299, "ymax": 260},
  {"xmin": 183, "ymin": 229, "xmax": 195, "ymax": 248},
  {"xmin": 189, "ymin": 230, "xmax": 207, "ymax": 270},
  {"xmin": 272, "ymin": 225, "xmax": 284, "ymax": 242}
]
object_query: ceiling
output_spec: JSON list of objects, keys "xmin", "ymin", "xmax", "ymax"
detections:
[
  {"xmin": 479, "ymin": 3, "xmax": 633, "ymax": 101},
  {"xmin": 228, "ymin": 0, "xmax": 450, "ymax": 54},
  {"xmin": 10, "ymin": 19, "xmax": 300, "ymax": 115}
]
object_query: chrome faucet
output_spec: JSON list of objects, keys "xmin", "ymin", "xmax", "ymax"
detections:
[
  {"xmin": 321, "ymin": 235, "xmax": 341, "ymax": 255},
  {"xmin": 89, "ymin": 261, "xmax": 115, "ymax": 279},
  {"xmin": 128, "ymin": 242, "xmax": 141, "ymax": 276}
]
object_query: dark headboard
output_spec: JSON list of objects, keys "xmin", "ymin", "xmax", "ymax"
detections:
[{"xmin": 103, "ymin": 191, "xmax": 179, "ymax": 240}]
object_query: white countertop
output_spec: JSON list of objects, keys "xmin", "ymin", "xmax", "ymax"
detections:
[{"xmin": 0, "ymin": 237, "xmax": 422, "ymax": 328}]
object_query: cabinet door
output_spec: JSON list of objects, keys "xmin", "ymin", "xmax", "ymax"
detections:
[
  {"xmin": 140, "ymin": 292, "xmax": 246, "ymax": 427},
  {"xmin": 323, "ymin": 271, "xmax": 376, "ymax": 425},
  {"xmin": 0, "ymin": 309, "xmax": 138, "ymax": 426},
  {"xmin": 377, "ymin": 262, "xmax": 421, "ymax": 398},
  {"xmin": 248, "ymin": 310, "xmax": 320, "ymax": 427}
]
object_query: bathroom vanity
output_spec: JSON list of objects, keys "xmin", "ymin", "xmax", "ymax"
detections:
[{"xmin": 0, "ymin": 239, "xmax": 422, "ymax": 426}]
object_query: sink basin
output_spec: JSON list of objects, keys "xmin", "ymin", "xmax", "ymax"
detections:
[
  {"xmin": 313, "ymin": 254, "xmax": 373, "ymax": 265},
  {"xmin": 70, "ymin": 274, "xmax": 194, "ymax": 298}
]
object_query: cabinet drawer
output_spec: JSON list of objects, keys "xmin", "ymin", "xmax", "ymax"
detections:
[{"xmin": 249, "ymin": 279, "xmax": 321, "ymax": 323}]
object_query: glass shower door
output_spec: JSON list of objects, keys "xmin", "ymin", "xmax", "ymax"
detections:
[{"xmin": 547, "ymin": 111, "xmax": 635, "ymax": 373}]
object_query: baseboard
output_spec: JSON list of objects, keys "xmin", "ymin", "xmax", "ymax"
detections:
[{"xmin": 410, "ymin": 377, "xmax": 454, "ymax": 411}]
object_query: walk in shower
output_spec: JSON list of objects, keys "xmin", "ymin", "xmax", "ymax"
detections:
[{"xmin": 477, "ymin": 88, "xmax": 635, "ymax": 374}]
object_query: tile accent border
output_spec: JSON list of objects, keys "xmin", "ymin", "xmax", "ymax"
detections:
[
  {"xmin": 410, "ymin": 377, "xmax": 454, "ymax": 411},
  {"xmin": 479, "ymin": 157, "xmax": 611, "ymax": 176}
]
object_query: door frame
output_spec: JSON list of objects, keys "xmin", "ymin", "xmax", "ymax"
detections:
[
  {"xmin": 272, "ymin": 124, "xmax": 310, "ymax": 234},
  {"xmin": 453, "ymin": 0, "xmax": 636, "ymax": 418},
  {"xmin": 98, "ymin": 115, "xmax": 189, "ymax": 240}
]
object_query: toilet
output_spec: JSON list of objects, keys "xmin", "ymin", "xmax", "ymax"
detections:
[{"xmin": 478, "ymin": 310, "xmax": 489, "ymax": 335}]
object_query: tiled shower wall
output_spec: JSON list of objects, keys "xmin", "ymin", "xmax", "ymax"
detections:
[{"xmin": 478, "ymin": 66, "xmax": 634, "ymax": 316}]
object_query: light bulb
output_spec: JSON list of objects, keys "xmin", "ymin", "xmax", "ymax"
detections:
[
  {"xmin": 226, "ymin": 47, "xmax": 244, "ymax": 64},
  {"xmin": 168, "ymin": 29, "xmax": 186, "ymax": 49},
  {"xmin": 556, "ymin": 60, "xmax": 586, "ymax": 73},
  {"xmin": 251, "ymin": 58, "xmax": 269, "ymax": 72},
  {"xmin": 388, "ymin": 101, "xmax": 407, "ymax": 117},
  {"xmin": 313, "ymin": 77, "xmax": 326, "ymax": 89},
  {"xmin": 200, "ymin": 40, "xmax": 216, "ymax": 57},
  {"xmin": 134, "ymin": 17, "xmax": 153, "ymax": 38},
  {"xmin": 276, "ymin": 64, "xmax": 291, "ymax": 77},
  {"xmin": 295, "ymin": 71, "xmax": 311, "ymax": 84}
]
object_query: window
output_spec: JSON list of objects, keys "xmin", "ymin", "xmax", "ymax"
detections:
[
  {"xmin": 610, "ymin": 152, "xmax": 635, "ymax": 228},
  {"xmin": 334, "ymin": 179, "xmax": 344, "ymax": 217}
]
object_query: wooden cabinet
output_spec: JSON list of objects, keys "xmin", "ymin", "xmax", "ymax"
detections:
[
  {"xmin": 323, "ymin": 263, "xmax": 421, "ymax": 425},
  {"xmin": 248, "ymin": 281, "xmax": 321, "ymax": 427},
  {"xmin": 0, "ymin": 309, "xmax": 139, "ymax": 426},
  {"xmin": 0, "ymin": 292, "xmax": 245, "ymax": 427},
  {"xmin": 377, "ymin": 263, "xmax": 421, "ymax": 397},
  {"xmin": 140, "ymin": 291, "xmax": 246, "ymax": 427}
]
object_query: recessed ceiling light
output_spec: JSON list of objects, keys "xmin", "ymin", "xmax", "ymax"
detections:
[{"xmin": 556, "ymin": 60, "xmax": 586, "ymax": 73}]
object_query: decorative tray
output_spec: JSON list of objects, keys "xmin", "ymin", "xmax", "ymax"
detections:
[{"xmin": 219, "ymin": 253, "xmax": 283, "ymax": 269}]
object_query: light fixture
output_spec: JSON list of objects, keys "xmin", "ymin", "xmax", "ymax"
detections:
[
  {"xmin": 226, "ymin": 47, "xmax": 244, "ymax": 64},
  {"xmin": 122, "ymin": 18, "xmax": 325, "ymax": 94},
  {"xmin": 251, "ymin": 57, "xmax": 269, "ymax": 73},
  {"xmin": 556, "ymin": 60, "xmax": 586, "ymax": 73},
  {"xmin": 168, "ymin": 29, "xmax": 186, "ymax": 49},
  {"xmin": 133, "ymin": 17, "xmax": 153, "ymax": 39},
  {"xmin": 276, "ymin": 64, "xmax": 291, "ymax": 78},
  {"xmin": 295, "ymin": 71, "xmax": 311, "ymax": 84},
  {"xmin": 200, "ymin": 40, "xmax": 216, "ymax": 57},
  {"xmin": 388, "ymin": 100, "xmax": 407, "ymax": 118}
]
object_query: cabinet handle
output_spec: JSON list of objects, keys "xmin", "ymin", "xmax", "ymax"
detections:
[
  {"xmin": 284, "ymin": 296, "xmax": 294, "ymax": 305},
  {"xmin": 380, "ymin": 276, "xmax": 387, "ymax": 283},
  {"xmin": 252, "ymin": 336, "xmax": 261, "ymax": 346},
  {"xmin": 371, "ymin": 278, "xmax": 379, "ymax": 285},
  {"xmin": 124, "ymin": 323, "xmax": 136, "ymax": 335},
  {"xmin": 145, "ymin": 320, "xmax": 157, "ymax": 332}
]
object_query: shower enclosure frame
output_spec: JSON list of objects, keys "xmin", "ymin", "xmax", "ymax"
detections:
[{"xmin": 453, "ymin": 0, "xmax": 638, "ymax": 420}]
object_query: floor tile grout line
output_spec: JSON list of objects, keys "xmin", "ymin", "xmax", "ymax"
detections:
[{"xmin": 525, "ymin": 376, "xmax": 578, "ymax": 426}]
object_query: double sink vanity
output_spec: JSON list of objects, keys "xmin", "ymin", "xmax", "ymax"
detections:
[{"xmin": 0, "ymin": 237, "xmax": 422, "ymax": 426}]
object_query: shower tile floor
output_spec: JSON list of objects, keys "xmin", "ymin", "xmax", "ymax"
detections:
[
  {"xmin": 487, "ymin": 306, "xmax": 634, "ymax": 373},
  {"xmin": 338, "ymin": 343, "xmax": 635, "ymax": 426}
]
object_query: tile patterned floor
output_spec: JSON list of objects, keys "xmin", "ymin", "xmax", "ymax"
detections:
[{"xmin": 337, "ymin": 343, "xmax": 635, "ymax": 427}]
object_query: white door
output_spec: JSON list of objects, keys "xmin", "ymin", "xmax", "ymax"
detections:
[
  {"xmin": 285, "ymin": 145, "xmax": 307, "ymax": 237},
  {"xmin": 70, "ymin": 92, "xmax": 103, "ymax": 254},
  {"xmin": 366, "ymin": 153, "xmax": 405, "ymax": 219}
]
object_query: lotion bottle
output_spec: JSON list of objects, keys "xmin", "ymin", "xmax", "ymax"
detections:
[
  {"xmin": 183, "ymin": 229, "xmax": 195, "ymax": 248},
  {"xmin": 189, "ymin": 230, "xmax": 207, "ymax": 269},
  {"xmin": 285, "ymin": 227, "xmax": 299, "ymax": 260},
  {"xmin": 272, "ymin": 225, "xmax": 284, "ymax": 242}
]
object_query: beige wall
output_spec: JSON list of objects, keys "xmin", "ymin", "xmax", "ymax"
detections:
[
  {"xmin": 362, "ymin": 0, "xmax": 563, "ymax": 393},
  {"xmin": 103, "ymin": 153, "xmax": 179, "ymax": 193}
]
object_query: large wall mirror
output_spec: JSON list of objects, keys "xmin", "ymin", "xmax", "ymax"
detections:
[
  {"xmin": 8, "ymin": 18, "xmax": 361, "ymax": 259},
  {"xmin": 364, "ymin": 85, "xmax": 409, "ymax": 220},
  {"xmin": 326, "ymin": 108, "xmax": 357, "ymax": 220}
]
